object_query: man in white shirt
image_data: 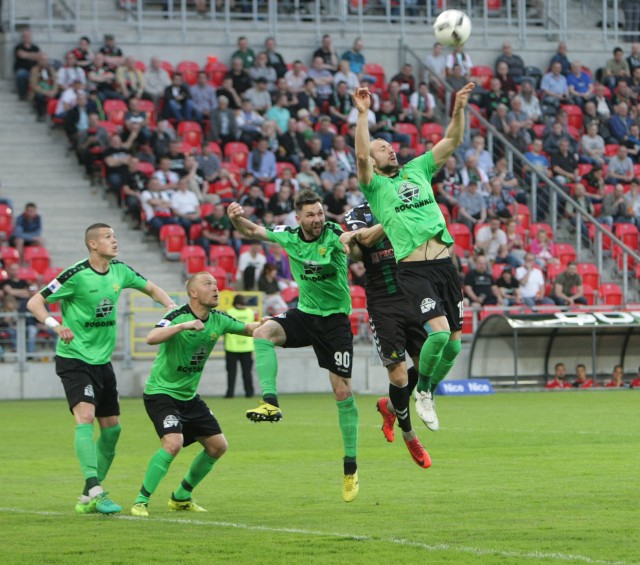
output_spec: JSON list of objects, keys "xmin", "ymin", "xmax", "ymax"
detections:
[
  {"xmin": 141, "ymin": 177, "xmax": 176, "ymax": 235},
  {"xmin": 170, "ymin": 176, "xmax": 201, "ymax": 233},
  {"xmin": 237, "ymin": 241, "xmax": 266, "ymax": 290},
  {"xmin": 516, "ymin": 253, "xmax": 554, "ymax": 307}
]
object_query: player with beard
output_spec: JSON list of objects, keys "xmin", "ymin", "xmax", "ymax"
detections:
[
  {"xmin": 27, "ymin": 223, "xmax": 176, "ymax": 515},
  {"xmin": 227, "ymin": 190, "xmax": 360, "ymax": 502},
  {"xmin": 352, "ymin": 82, "xmax": 474, "ymax": 437},
  {"xmin": 341, "ymin": 203, "xmax": 431, "ymax": 468}
]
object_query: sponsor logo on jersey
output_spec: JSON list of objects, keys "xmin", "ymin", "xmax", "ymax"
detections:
[
  {"xmin": 420, "ymin": 297, "xmax": 436, "ymax": 313},
  {"xmin": 163, "ymin": 415, "xmax": 179, "ymax": 428},
  {"xmin": 84, "ymin": 320, "xmax": 116, "ymax": 328},
  {"xmin": 303, "ymin": 261, "xmax": 322, "ymax": 275},
  {"xmin": 89, "ymin": 289, "xmax": 98, "ymax": 293},
  {"xmin": 95, "ymin": 297, "xmax": 115, "ymax": 318},
  {"xmin": 176, "ymin": 345, "xmax": 208, "ymax": 371},
  {"xmin": 83, "ymin": 384, "xmax": 95, "ymax": 398},
  {"xmin": 371, "ymin": 248, "xmax": 395, "ymax": 264},
  {"xmin": 47, "ymin": 279, "xmax": 61, "ymax": 293},
  {"xmin": 395, "ymin": 181, "xmax": 434, "ymax": 212}
]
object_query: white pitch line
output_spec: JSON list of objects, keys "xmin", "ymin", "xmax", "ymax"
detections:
[{"xmin": 0, "ymin": 507, "xmax": 628, "ymax": 565}]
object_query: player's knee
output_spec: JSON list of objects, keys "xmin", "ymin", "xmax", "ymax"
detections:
[
  {"xmin": 162, "ymin": 434, "xmax": 183, "ymax": 456},
  {"xmin": 73, "ymin": 402, "xmax": 96, "ymax": 424},
  {"xmin": 427, "ymin": 330, "xmax": 451, "ymax": 353},
  {"xmin": 207, "ymin": 436, "xmax": 228, "ymax": 459},
  {"xmin": 442, "ymin": 339, "xmax": 462, "ymax": 362},
  {"xmin": 253, "ymin": 321, "xmax": 280, "ymax": 343}
]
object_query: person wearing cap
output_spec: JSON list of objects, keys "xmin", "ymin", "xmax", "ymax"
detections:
[{"xmin": 224, "ymin": 294, "xmax": 255, "ymax": 398}]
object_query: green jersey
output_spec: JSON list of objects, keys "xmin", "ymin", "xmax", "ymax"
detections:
[
  {"xmin": 359, "ymin": 151, "xmax": 454, "ymax": 261},
  {"xmin": 40, "ymin": 259, "xmax": 147, "ymax": 364},
  {"xmin": 145, "ymin": 304, "xmax": 246, "ymax": 401},
  {"xmin": 266, "ymin": 222, "xmax": 351, "ymax": 316}
]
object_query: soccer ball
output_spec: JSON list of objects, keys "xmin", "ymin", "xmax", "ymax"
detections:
[{"xmin": 433, "ymin": 10, "xmax": 472, "ymax": 47}]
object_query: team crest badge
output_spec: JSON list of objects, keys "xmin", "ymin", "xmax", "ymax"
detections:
[
  {"xmin": 319, "ymin": 247, "xmax": 327, "ymax": 256},
  {"xmin": 210, "ymin": 332, "xmax": 218, "ymax": 341},
  {"xmin": 113, "ymin": 283, "xmax": 120, "ymax": 292}
]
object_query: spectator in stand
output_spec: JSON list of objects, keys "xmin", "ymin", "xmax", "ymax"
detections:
[
  {"xmin": 628, "ymin": 43, "xmax": 640, "ymax": 72},
  {"xmin": 582, "ymin": 163, "xmax": 607, "ymax": 201},
  {"xmin": 374, "ymin": 99, "xmax": 411, "ymax": 145},
  {"xmin": 504, "ymin": 219, "xmax": 526, "ymax": 265},
  {"xmin": 238, "ymin": 182, "xmax": 267, "ymax": 223},
  {"xmin": 457, "ymin": 181, "xmax": 487, "ymax": 229},
  {"xmin": 409, "ymin": 81, "xmax": 435, "ymax": 126},
  {"xmin": 296, "ymin": 159, "xmax": 323, "ymax": 195},
  {"xmin": 566, "ymin": 61, "xmax": 594, "ymax": 108},
  {"xmin": 580, "ymin": 122, "xmax": 607, "ymax": 167},
  {"xmin": 446, "ymin": 44, "xmax": 473, "ymax": 78},
  {"xmin": 603, "ymin": 47, "xmax": 631, "ymax": 90},
  {"xmin": 432, "ymin": 155, "xmax": 461, "ymax": 213},
  {"xmin": 284, "ymin": 60, "xmax": 308, "ymax": 95},
  {"xmin": 333, "ymin": 60, "xmax": 360, "ymax": 92},
  {"xmin": 424, "ymin": 42, "xmax": 447, "ymax": 91},
  {"xmin": 57, "ymin": 52, "xmax": 86, "ymax": 90},
  {"xmin": 153, "ymin": 156, "xmax": 179, "ymax": 190},
  {"xmin": 313, "ymin": 34, "xmax": 339, "ymax": 73},
  {"xmin": 29, "ymin": 52, "xmax": 58, "ymax": 122},
  {"xmin": 551, "ymin": 261, "xmax": 587, "ymax": 306},
  {"xmin": 268, "ymin": 182, "xmax": 295, "ymax": 224},
  {"xmin": 103, "ymin": 134, "xmax": 132, "ymax": 197},
  {"xmin": 600, "ymin": 183, "xmax": 635, "ymax": 227},
  {"xmin": 163, "ymin": 73, "xmax": 196, "ymax": 123},
  {"xmin": 244, "ymin": 77, "xmax": 272, "ymax": 115},
  {"xmin": 307, "ymin": 57, "xmax": 334, "ymax": 103},
  {"xmin": 605, "ymin": 146, "xmax": 635, "ymax": 184},
  {"xmin": 624, "ymin": 123, "xmax": 640, "ymax": 163},
  {"xmin": 488, "ymin": 104, "xmax": 510, "ymax": 160},
  {"xmin": 496, "ymin": 266, "xmax": 522, "ymax": 306},
  {"xmin": 264, "ymin": 37, "xmax": 287, "ymax": 79},
  {"xmin": 63, "ymin": 90, "xmax": 92, "ymax": 148},
  {"xmin": 544, "ymin": 119, "xmax": 578, "ymax": 154},
  {"xmin": 54, "ymin": 78, "xmax": 84, "ymax": 120},
  {"xmin": 143, "ymin": 57, "xmax": 171, "ymax": 104},
  {"xmin": 476, "ymin": 217, "xmax": 520, "ymax": 268},
  {"xmin": 463, "ymin": 255, "xmax": 500, "ymax": 308},
  {"xmin": 87, "ymin": 52, "xmax": 121, "ymax": 101},
  {"xmin": 549, "ymin": 42, "xmax": 571, "ymax": 76},
  {"xmin": 307, "ymin": 136, "xmax": 328, "ymax": 176},
  {"xmin": 465, "ymin": 135, "xmax": 494, "ymax": 176},
  {"xmin": 271, "ymin": 77, "xmax": 297, "ymax": 111},
  {"xmin": 2, "ymin": 293, "xmax": 40, "ymax": 357},
  {"xmin": 11, "ymin": 203, "xmax": 44, "ymax": 261},
  {"xmin": 266, "ymin": 245, "xmax": 294, "ymax": 285},
  {"xmin": 516, "ymin": 253, "xmax": 555, "ymax": 307},
  {"xmin": 322, "ymin": 181, "xmax": 349, "ymax": 223},
  {"xmin": 519, "ymin": 78, "xmax": 542, "ymax": 123},
  {"xmin": 190, "ymin": 71, "xmax": 217, "ymax": 121},
  {"xmin": 495, "ymin": 41, "xmax": 525, "ymax": 82},
  {"xmin": 540, "ymin": 62, "xmax": 569, "ymax": 109},
  {"xmin": 612, "ymin": 79, "xmax": 636, "ymax": 109},
  {"xmin": 329, "ymin": 81, "xmax": 353, "ymax": 129},
  {"xmin": 330, "ymin": 135, "xmax": 356, "ymax": 175},
  {"xmin": 572, "ymin": 364, "xmax": 595, "ymax": 387},
  {"xmin": 297, "ymin": 77, "xmax": 321, "ymax": 119},
  {"xmin": 213, "ymin": 77, "xmax": 240, "ymax": 112},
  {"xmin": 385, "ymin": 80, "xmax": 410, "ymax": 118},
  {"xmin": 197, "ymin": 203, "xmax": 235, "ymax": 256},
  {"xmin": 141, "ymin": 177, "xmax": 177, "ymax": 236},
  {"xmin": 446, "ymin": 63, "xmax": 467, "ymax": 92},
  {"xmin": 120, "ymin": 157, "xmax": 148, "ymax": 226},
  {"xmin": 208, "ymin": 95, "xmax": 237, "ymax": 149},
  {"xmin": 345, "ymin": 173, "xmax": 365, "ymax": 208},
  {"xmin": 170, "ymin": 176, "xmax": 201, "ymax": 233},
  {"xmin": 165, "ymin": 140, "xmax": 187, "ymax": 176},
  {"xmin": 150, "ymin": 119, "xmax": 176, "ymax": 160},
  {"xmin": 249, "ymin": 52, "xmax": 278, "ymax": 93},
  {"xmin": 226, "ymin": 57, "xmax": 253, "ymax": 97},
  {"xmin": 14, "ymin": 29, "xmax": 40, "ymax": 101},
  {"xmin": 604, "ymin": 365, "xmax": 626, "ymax": 387},
  {"xmin": 523, "ymin": 138, "xmax": 551, "ymax": 188},
  {"xmin": 115, "ymin": 56, "xmax": 144, "ymax": 99},
  {"xmin": 529, "ymin": 229, "xmax": 559, "ymax": 269},
  {"xmin": 196, "ymin": 142, "xmax": 221, "ymax": 183},
  {"xmin": 231, "ymin": 36, "xmax": 255, "ymax": 69},
  {"xmin": 460, "ymin": 154, "xmax": 490, "ymax": 194},
  {"xmin": 609, "ymin": 102, "xmax": 634, "ymax": 143},
  {"xmin": 485, "ymin": 178, "xmax": 515, "ymax": 224},
  {"xmin": 278, "ymin": 117, "xmax": 310, "ymax": 169},
  {"xmin": 123, "ymin": 96, "xmax": 151, "ymax": 145},
  {"xmin": 550, "ymin": 138, "xmax": 580, "ymax": 206},
  {"xmin": 495, "ymin": 61, "xmax": 517, "ymax": 99},
  {"xmin": 258, "ymin": 263, "xmax": 289, "ymax": 316},
  {"xmin": 2, "ymin": 263, "xmax": 37, "ymax": 312},
  {"xmin": 99, "ymin": 34, "xmax": 124, "ymax": 69},
  {"xmin": 72, "ymin": 36, "xmax": 94, "ymax": 72},
  {"xmin": 625, "ymin": 178, "xmax": 640, "ymax": 224},
  {"xmin": 341, "ymin": 37, "xmax": 372, "ymax": 83},
  {"xmin": 247, "ymin": 136, "xmax": 277, "ymax": 184},
  {"xmin": 545, "ymin": 363, "xmax": 571, "ymax": 388},
  {"xmin": 589, "ymin": 84, "xmax": 612, "ymax": 123},
  {"xmin": 565, "ymin": 183, "xmax": 594, "ymax": 238},
  {"xmin": 320, "ymin": 155, "xmax": 348, "ymax": 193},
  {"xmin": 76, "ymin": 113, "xmax": 109, "ymax": 180},
  {"xmin": 275, "ymin": 167, "xmax": 300, "ymax": 195},
  {"xmin": 236, "ymin": 98, "xmax": 265, "ymax": 146},
  {"xmin": 237, "ymin": 241, "xmax": 266, "ymax": 290},
  {"xmin": 493, "ymin": 156, "xmax": 526, "ymax": 203},
  {"xmin": 390, "ymin": 63, "xmax": 416, "ymax": 96},
  {"xmin": 207, "ymin": 166, "xmax": 239, "ymax": 204}
]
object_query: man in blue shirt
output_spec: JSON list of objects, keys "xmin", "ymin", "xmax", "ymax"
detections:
[
  {"xmin": 12, "ymin": 202, "xmax": 44, "ymax": 261},
  {"xmin": 566, "ymin": 61, "xmax": 593, "ymax": 108}
]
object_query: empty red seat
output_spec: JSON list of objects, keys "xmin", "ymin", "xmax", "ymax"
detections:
[
  {"xmin": 224, "ymin": 142, "xmax": 249, "ymax": 170},
  {"xmin": 209, "ymin": 245, "xmax": 237, "ymax": 274},
  {"xmin": 554, "ymin": 243, "xmax": 576, "ymax": 266},
  {"xmin": 576, "ymin": 262, "xmax": 600, "ymax": 289},
  {"xmin": 205, "ymin": 61, "xmax": 228, "ymax": 87},
  {"xmin": 160, "ymin": 224, "xmax": 187, "ymax": 260},
  {"xmin": 180, "ymin": 245, "xmax": 206, "ymax": 275},
  {"xmin": 178, "ymin": 120, "xmax": 203, "ymax": 149},
  {"xmin": 363, "ymin": 63, "xmax": 385, "ymax": 90},
  {"xmin": 599, "ymin": 283, "xmax": 623, "ymax": 305},
  {"xmin": 448, "ymin": 223, "xmax": 473, "ymax": 252},
  {"xmin": 350, "ymin": 285, "xmax": 367, "ymax": 310},
  {"xmin": 0, "ymin": 203, "xmax": 13, "ymax": 239},
  {"xmin": 18, "ymin": 266, "xmax": 39, "ymax": 282},
  {"xmin": 0, "ymin": 246, "xmax": 20, "ymax": 267},
  {"xmin": 421, "ymin": 122, "xmax": 444, "ymax": 144},
  {"xmin": 23, "ymin": 245, "xmax": 51, "ymax": 274},
  {"xmin": 176, "ymin": 60, "xmax": 200, "ymax": 86},
  {"xmin": 204, "ymin": 265, "xmax": 229, "ymax": 290}
]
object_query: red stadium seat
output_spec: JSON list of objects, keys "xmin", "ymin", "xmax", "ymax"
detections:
[
  {"xmin": 104, "ymin": 99, "xmax": 128, "ymax": 126},
  {"xmin": 178, "ymin": 121, "xmax": 203, "ymax": 149},
  {"xmin": 554, "ymin": 243, "xmax": 576, "ymax": 266},
  {"xmin": 41, "ymin": 266, "xmax": 63, "ymax": 285},
  {"xmin": 0, "ymin": 203, "xmax": 13, "ymax": 239},
  {"xmin": 160, "ymin": 60, "xmax": 174, "ymax": 78},
  {"xmin": 281, "ymin": 286, "xmax": 299, "ymax": 304},
  {"xmin": 509, "ymin": 203, "xmax": 530, "ymax": 231},
  {"xmin": 599, "ymin": 283, "xmax": 623, "ymax": 305},
  {"xmin": 18, "ymin": 266, "xmax": 39, "ymax": 282},
  {"xmin": 448, "ymin": 223, "xmax": 473, "ymax": 252},
  {"xmin": 0, "ymin": 246, "xmax": 20, "ymax": 268},
  {"xmin": 396, "ymin": 123, "xmax": 419, "ymax": 150},
  {"xmin": 207, "ymin": 141, "xmax": 223, "ymax": 159},
  {"xmin": 438, "ymin": 203, "xmax": 451, "ymax": 224},
  {"xmin": 159, "ymin": 224, "xmax": 186, "ymax": 260},
  {"xmin": 604, "ymin": 144, "xmax": 620, "ymax": 157},
  {"xmin": 224, "ymin": 141, "xmax": 249, "ymax": 170},
  {"xmin": 492, "ymin": 263, "xmax": 506, "ymax": 280},
  {"xmin": 209, "ymin": 245, "xmax": 237, "ymax": 275},
  {"xmin": 180, "ymin": 245, "xmax": 206, "ymax": 275},
  {"xmin": 529, "ymin": 222, "xmax": 553, "ymax": 241},
  {"xmin": 561, "ymin": 104, "xmax": 583, "ymax": 130},
  {"xmin": 363, "ymin": 63, "xmax": 385, "ymax": 90},
  {"xmin": 582, "ymin": 283, "xmax": 596, "ymax": 305},
  {"xmin": 614, "ymin": 223, "xmax": 639, "ymax": 249},
  {"xmin": 276, "ymin": 162, "xmax": 297, "ymax": 178},
  {"xmin": 264, "ymin": 182, "xmax": 276, "ymax": 199},
  {"xmin": 546, "ymin": 263, "xmax": 564, "ymax": 281},
  {"xmin": 23, "ymin": 246, "xmax": 51, "ymax": 275},
  {"xmin": 421, "ymin": 122, "xmax": 444, "ymax": 144},
  {"xmin": 470, "ymin": 65, "xmax": 494, "ymax": 90},
  {"xmin": 137, "ymin": 98, "xmax": 156, "ymax": 128},
  {"xmin": 576, "ymin": 263, "xmax": 600, "ymax": 290},
  {"xmin": 189, "ymin": 223, "xmax": 202, "ymax": 244},
  {"xmin": 205, "ymin": 61, "xmax": 228, "ymax": 87},
  {"xmin": 204, "ymin": 265, "xmax": 229, "ymax": 290},
  {"xmin": 137, "ymin": 161, "xmax": 155, "ymax": 177},
  {"xmin": 350, "ymin": 285, "xmax": 367, "ymax": 310},
  {"xmin": 176, "ymin": 60, "xmax": 200, "ymax": 86}
]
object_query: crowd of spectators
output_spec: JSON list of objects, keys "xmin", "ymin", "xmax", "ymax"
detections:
[{"xmin": 544, "ymin": 362, "xmax": 640, "ymax": 388}]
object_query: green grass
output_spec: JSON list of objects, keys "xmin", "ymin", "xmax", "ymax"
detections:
[{"xmin": 1, "ymin": 392, "xmax": 639, "ymax": 564}]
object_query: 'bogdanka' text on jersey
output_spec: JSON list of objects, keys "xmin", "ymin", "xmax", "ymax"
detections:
[
  {"xmin": 145, "ymin": 305, "xmax": 246, "ymax": 401},
  {"xmin": 359, "ymin": 151, "xmax": 454, "ymax": 261},
  {"xmin": 41, "ymin": 260, "xmax": 147, "ymax": 364},
  {"xmin": 267, "ymin": 222, "xmax": 351, "ymax": 316}
]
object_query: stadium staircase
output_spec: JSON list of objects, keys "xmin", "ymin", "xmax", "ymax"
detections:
[{"xmin": 0, "ymin": 78, "xmax": 183, "ymax": 292}]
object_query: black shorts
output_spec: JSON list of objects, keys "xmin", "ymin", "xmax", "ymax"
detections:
[
  {"xmin": 396, "ymin": 257, "xmax": 464, "ymax": 332},
  {"xmin": 272, "ymin": 308, "xmax": 353, "ymax": 378},
  {"xmin": 56, "ymin": 356, "xmax": 120, "ymax": 417},
  {"xmin": 143, "ymin": 393, "xmax": 222, "ymax": 447},
  {"xmin": 368, "ymin": 294, "xmax": 428, "ymax": 367}
]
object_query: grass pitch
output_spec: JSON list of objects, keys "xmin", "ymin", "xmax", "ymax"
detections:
[{"xmin": 0, "ymin": 391, "xmax": 638, "ymax": 564}]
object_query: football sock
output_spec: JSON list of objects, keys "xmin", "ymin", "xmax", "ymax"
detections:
[
  {"xmin": 134, "ymin": 448, "xmax": 175, "ymax": 504},
  {"xmin": 407, "ymin": 366, "xmax": 419, "ymax": 395},
  {"xmin": 173, "ymin": 450, "xmax": 218, "ymax": 501},
  {"xmin": 254, "ymin": 338, "xmax": 279, "ymax": 404},
  {"xmin": 75, "ymin": 423, "xmax": 99, "ymax": 491},
  {"xmin": 418, "ymin": 330, "xmax": 450, "ymax": 392},
  {"xmin": 344, "ymin": 457, "xmax": 357, "ymax": 476},
  {"xmin": 336, "ymin": 396, "xmax": 358, "ymax": 464},
  {"xmin": 389, "ymin": 382, "xmax": 412, "ymax": 432},
  {"xmin": 96, "ymin": 423, "xmax": 121, "ymax": 482},
  {"xmin": 431, "ymin": 339, "xmax": 462, "ymax": 393}
]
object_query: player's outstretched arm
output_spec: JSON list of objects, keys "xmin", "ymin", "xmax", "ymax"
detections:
[
  {"xmin": 227, "ymin": 202, "xmax": 269, "ymax": 241},
  {"xmin": 339, "ymin": 231, "xmax": 363, "ymax": 260},
  {"xmin": 141, "ymin": 281, "xmax": 178, "ymax": 309},
  {"xmin": 146, "ymin": 319, "xmax": 204, "ymax": 345},
  {"xmin": 26, "ymin": 293, "xmax": 74, "ymax": 344},
  {"xmin": 353, "ymin": 87, "xmax": 374, "ymax": 186},
  {"xmin": 432, "ymin": 81, "xmax": 475, "ymax": 168}
]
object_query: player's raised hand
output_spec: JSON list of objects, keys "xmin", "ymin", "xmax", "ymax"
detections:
[
  {"xmin": 227, "ymin": 202, "xmax": 243, "ymax": 220},
  {"xmin": 352, "ymin": 87, "xmax": 371, "ymax": 113},
  {"xmin": 54, "ymin": 325, "xmax": 74, "ymax": 344},
  {"xmin": 453, "ymin": 82, "xmax": 476, "ymax": 113}
]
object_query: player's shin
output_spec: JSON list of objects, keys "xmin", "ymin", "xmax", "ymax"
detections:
[
  {"xmin": 418, "ymin": 330, "xmax": 450, "ymax": 392},
  {"xmin": 173, "ymin": 450, "xmax": 218, "ymax": 501},
  {"xmin": 336, "ymin": 395, "xmax": 359, "ymax": 474},
  {"xmin": 389, "ymin": 383, "xmax": 412, "ymax": 432},
  {"xmin": 75, "ymin": 423, "xmax": 100, "ymax": 495},
  {"xmin": 134, "ymin": 448, "xmax": 174, "ymax": 504},
  {"xmin": 254, "ymin": 338, "xmax": 279, "ymax": 406},
  {"xmin": 430, "ymin": 339, "xmax": 461, "ymax": 392},
  {"xmin": 407, "ymin": 365, "xmax": 419, "ymax": 395},
  {"xmin": 96, "ymin": 423, "xmax": 121, "ymax": 482}
]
